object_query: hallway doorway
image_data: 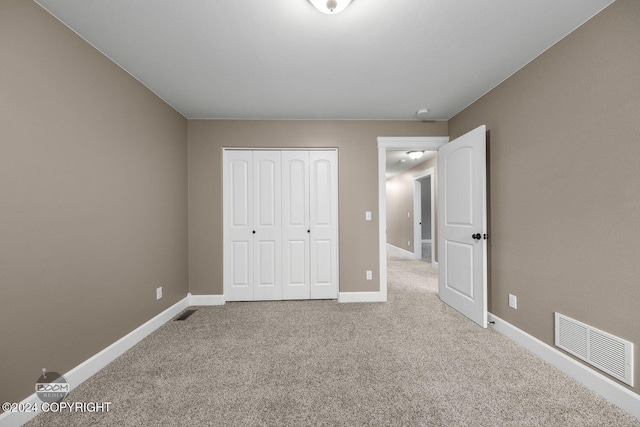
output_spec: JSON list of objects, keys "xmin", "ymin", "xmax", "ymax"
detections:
[{"xmin": 377, "ymin": 136, "xmax": 448, "ymax": 302}]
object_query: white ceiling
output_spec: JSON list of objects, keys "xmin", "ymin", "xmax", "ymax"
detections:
[
  {"xmin": 386, "ymin": 150, "xmax": 437, "ymax": 180},
  {"xmin": 34, "ymin": 0, "xmax": 613, "ymax": 120}
]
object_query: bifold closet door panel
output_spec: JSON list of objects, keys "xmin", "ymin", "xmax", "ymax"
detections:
[
  {"xmin": 281, "ymin": 151, "xmax": 311, "ymax": 300},
  {"xmin": 252, "ymin": 151, "xmax": 282, "ymax": 301},
  {"xmin": 225, "ymin": 149, "xmax": 338, "ymax": 302},
  {"xmin": 309, "ymin": 151, "xmax": 339, "ymax": 299},
  {"xmin": 224, "ymin": 150, "xmax": 254, "ymax": 301}
]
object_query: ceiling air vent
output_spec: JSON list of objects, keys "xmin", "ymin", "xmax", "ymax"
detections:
[{"xmin": 555, "ymin": 312, "xmax": 633, "ymax": 386}]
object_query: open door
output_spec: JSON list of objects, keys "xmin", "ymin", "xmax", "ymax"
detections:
[{"xmin": 438, "ymin": 125, "xmax": 487, "ymax": 327}]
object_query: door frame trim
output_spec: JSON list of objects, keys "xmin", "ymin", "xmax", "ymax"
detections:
[
  {"xmin": 377, "ymin": 137, "xmax": 448, "ymax": 301},
  {"xmin": 413, "ymin": 167, "xmax": 435, "ymax": 263}
]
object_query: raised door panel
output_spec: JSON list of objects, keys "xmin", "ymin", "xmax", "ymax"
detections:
[
  {"xmin": 309, "ymin": 151, "xmax": 338, "ymax": 299},
  {"xmin": 224, "ymin": 151, "xmax": 254, "ymax": 301},
  {"xmin": 253, "ymin": 151, "xmax": 282, "ymax": 300},
  {"xmin": 438, "ymin": 125, "xmax": 487, "ymax": 327},
  {"xmin": 444, "ymin": 147, "xmax": 473, "ymax": 227},
  {"xmin": 282, "ymin": 151, "xmax": 310, "ymax": 300}
]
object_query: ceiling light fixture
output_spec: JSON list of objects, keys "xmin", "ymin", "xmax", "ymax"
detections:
[
  {"xmin": 408, "ymin": 151, "xmax": 424, "ymax": 160},
  {"xmin": 416, "ymin": 108, "xmax": 429, "ymax": 120},
  {"xmin": 308, "ymin": 0, "xmax": 353, "ymax": 14}
]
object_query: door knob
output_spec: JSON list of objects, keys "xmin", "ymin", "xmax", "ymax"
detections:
[{"xmin": 472, "ymin": 233, "xmax": 481, "ymax": 240}]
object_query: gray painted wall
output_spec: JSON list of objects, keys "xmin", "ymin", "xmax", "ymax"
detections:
[
  {"xmin": 188, "ymin": 120, "xmax": 447, "ymax": 296},
  {"xmin": 1, "ymin": 0, "xmax": 188, "ymax": 406},
  {"xmin": 449, "ymin": 0, "xmax": 640, "ymax": 393},
  {"xmin": 386, "ymin": 157, "xmax": 438, "ymax": 260}
]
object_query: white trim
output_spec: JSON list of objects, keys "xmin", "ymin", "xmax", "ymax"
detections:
[
  {"xmin": 188, "ymin": 293, "xmax": 226, "ymax": 306},
  {"xmin": 222, "ymin": 147, "xmax": 339, "ymax": 151},
  {"xmin": 338, "ymin": 291, "xmax": 383, "ymax": 303},
  {"xmin": 386, "ymin": 243, "xmax": 415, "ymax": 258},
  {"xmin": 413, "ymin": 179, "xmax": 422, "ymax": 259},
  {"xmin": 378, "ymin": 144, "xmax": 388, "ymax": 302},
  {"xmin": 413, "ymin": 168, "xmax": 434, "ymax": 180},
  {"xmin": 0, "ymin": 298, "xmax": 189, "ymax": 427},
  {"xmin": 378, "ymin": 137, "xmax": 449, "ymax": 149},
  {"xmin": 0, "ymin": 393, "xmax": 40, "ymax": 427},
  {"xmin": 433, "ymin": 261, "xmax": 438, "ymax": 269},
  {"xmin": 489, "ymin": 313, "xmax": 640, "ymax": 420},
  {"xmin": 413, "ymin": 167, "xmax": 436, "ymax": 264},
  {"xmin": 378, "ymin": 136, "xmax": 448, "ymax": 302}
]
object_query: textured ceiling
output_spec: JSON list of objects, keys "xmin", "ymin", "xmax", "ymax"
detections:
[{"xmin": 35, "ymin": 0, "xmax": 613, "ymax": 120}]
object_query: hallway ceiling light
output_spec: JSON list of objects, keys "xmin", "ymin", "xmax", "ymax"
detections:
[
  {"xmin": 308, "ymin": 0, "xmax": 353, "ymax": 14},
  {"xmin": 407, "ymin": 151, "xmax": 424, "ymax": 160},
  {"xmin": 408, "ymin": 151, "xmax": 424, "ymax": 160}
]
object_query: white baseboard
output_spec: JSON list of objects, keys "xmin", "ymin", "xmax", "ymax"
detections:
[
  {"xmin": 489, "ymin": 313, "xmax": 640, "ymax": 420},
  {"xmin": 432, "ymin": 261, "xmax": 438, "ymax": 269},
  {"xmin": 188, "ymin": 293, "xmax": 225, "ymax": 306},
  {"xmin": 386, "ymin": 243, "xmax": 415, "ymax": 258},
  {"xmin": 0, "ymin": 297, "xmax": 189, "ymax": 427},
  {"xmin": 0, "ymin": 393, "xmax": 40, "ymax": 427},
  {"xmin": 338, "ymin": 291, "xmax": 383, "ymax": 303}
]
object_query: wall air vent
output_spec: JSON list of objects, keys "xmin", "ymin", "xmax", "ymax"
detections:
[{"xmin": 555, "ymin": 312, "xmax": 633, "ymax": 386}]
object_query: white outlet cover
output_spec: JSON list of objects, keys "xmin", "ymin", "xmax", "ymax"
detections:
[
  {"xmin": 366, "ymin": 271, "xmax": 372, "ymax": 280},
  {"xmin": 508, "ymin": 294, "xmax": 517, "ymax": 309},
  {"xmin": 156, "ymin": 287, "xmax": 163, "ymax": 300},
  {"xmin": 365, "ymin": 211, "xmax": 372, "ymax": 221}
]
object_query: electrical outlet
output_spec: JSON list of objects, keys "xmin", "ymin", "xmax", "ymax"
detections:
[
  {"xmin": 408, "ymin": 212, "xmax": 411, "ymax": 217},
  {"xmin": 365, "ymin": 211, "xmax": 372, "ymax": 221},
  {"xmin": 366, "ymin": 270, "xmax": 372, "ymax": 280},
  {"xmin": 508, "ymin": 294, "xmax": 517, "ymax": 309},
  {"xmin": 408, "ymin": 241, "xmax": 411, "ymax": 247},
  {"xmin": 156, "ymin": 287, "xmax": 163, "ymax": 300}
]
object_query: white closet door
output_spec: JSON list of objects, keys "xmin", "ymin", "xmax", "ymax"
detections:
[
  {"xmin": 224, "ymin": 150, "xmax": 254, "ymax": 301},
  {"xmin": 281, "ymin": 151, "xmax": 311, "ymax": 300},
  {"xmin": 309, "ymin": 151, "xmax": 338, "ymax": 299},
  {"xmin": 252, "ymin": 151, "xmax": 282, "ymax": 300}
]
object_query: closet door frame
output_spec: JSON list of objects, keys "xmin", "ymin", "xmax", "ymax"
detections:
[{"xmin": 222, "ymin": 148, "xmax": 339, "ymax": 302}]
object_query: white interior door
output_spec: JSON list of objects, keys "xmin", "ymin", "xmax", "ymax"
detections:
[
  {"xmin": 282, "ymin": 151, "xmax": 311, "ymax": 300},
  {"xmin": 309, "ymin": 151, "xmax": 338, "ymax": 299},
  {"xmin": 438, "ymin": 125, "xmax": 488, "ymax": 327},
  {"xmin": 224, "ymin": 150, "xmax": 254, "ymax": 301},
  {"xmin": 252, "ymin": 151, "xmax": 282, "ymax": 300},
  {"xmin": 225, "ymin": 149, "xmax": 338, "ymax": 302}
]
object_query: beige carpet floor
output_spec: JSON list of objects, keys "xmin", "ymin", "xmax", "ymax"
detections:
[{"xmin": 26, "ymin": 256, "xmax": 637, "ymax": 426}]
